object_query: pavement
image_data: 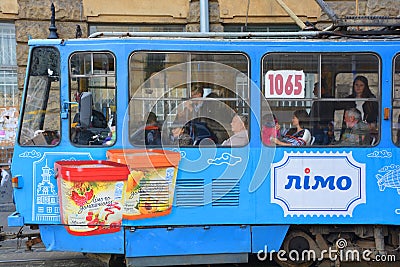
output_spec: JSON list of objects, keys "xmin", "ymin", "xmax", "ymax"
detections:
[
  {"xmin": 0, "ymin": 170, "xmax": 104, "ymax": 267},
  {"xmin": 0, "ymin": 209, "xmax": 104, "ymax": 266}
]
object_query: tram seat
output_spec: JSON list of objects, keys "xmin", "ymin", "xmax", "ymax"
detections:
[
  {"xmin": 72, "ymin": 92, "xmax": 110, "ymax": 145},
  {"xmin": 188, "ymin": 121, "xmax": 218, "ymax": 146},
  {"xmin": 130, "ymin": 125, "xmax": 162, "ymax": 146}
]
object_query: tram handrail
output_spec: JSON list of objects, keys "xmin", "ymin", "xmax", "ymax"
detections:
[
  {"xmin": 88, "ymin": 31, "xmax": 322, "ymax": 39},
  {"xmin": 87, "ymin": 30, "xmax": 400, "ymax": 40}
]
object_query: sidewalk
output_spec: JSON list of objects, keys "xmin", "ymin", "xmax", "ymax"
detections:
[
  {"xmin": 0, "ymin": 174, "xmax": 103, "ymax": 267},
  {"xmin": 0, "ymin": 210, "xmax": 103, "ymax": 266},
  {"xmin": 0, "ymin": 208, "xmax": 98, "ymax": 263}
]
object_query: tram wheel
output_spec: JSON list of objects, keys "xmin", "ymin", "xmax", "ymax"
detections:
[
  {"xmin": 109, "ymin": 254, "xmax": 126, "ymax": 267},
  {"xmin": 273, "ymin": 230, "xmax": 318, "ymax": 267}
]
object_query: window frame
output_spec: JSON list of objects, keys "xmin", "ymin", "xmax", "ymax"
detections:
[
  {"xmin": 68, "ymin": 51, "xmax": 117, "ymax": 147},
  {"xmin": 261, "ymin": 51, "xmax": 381, "ymax": 147},
  {"xmin": 392, "ymin": 53, "xmax": 400, "ymax": 146},
  {"xmin": 18, "ymin": 46, "xmax": 61, "ymax": 146},
  {"xmin": 128, "ymin": 50, "xmax": 251, "ymax": 148}
]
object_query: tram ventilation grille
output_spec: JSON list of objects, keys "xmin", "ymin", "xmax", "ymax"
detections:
[
  {"xmin": 139, "ymin": 179, "xmax": 169, "ymax": 208},
  {"xmin": 175, "ymin": 178, "xmax": 205, "ymax": 207},
  {"xmin": 212, "ymin": 178, "xmax": 240, "ymax": 206}
]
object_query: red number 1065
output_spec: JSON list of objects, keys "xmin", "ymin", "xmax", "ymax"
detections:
[{"xmin": 267, "ymin": 73, "xmax": 303, "ymax": 96}]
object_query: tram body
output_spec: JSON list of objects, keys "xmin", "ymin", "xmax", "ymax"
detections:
[{"xmin": 8, "ymin": 33, "xmax": 400, "ymax": 266}]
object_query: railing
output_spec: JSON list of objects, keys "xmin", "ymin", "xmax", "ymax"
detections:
[{"xmin": 0, "ymin": 147, "xmax": 13, "ymax": 167}]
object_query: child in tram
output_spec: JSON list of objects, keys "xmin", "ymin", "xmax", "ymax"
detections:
[
  {"xmin": 261, "ymin": 113, "xmax": 281, "ymax": 145},
  {"xmin": 271, "ymin": 110, "xmax": 311, "ymax": 146}
]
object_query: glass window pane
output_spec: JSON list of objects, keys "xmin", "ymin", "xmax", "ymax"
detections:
[
  {"xmin": 262, "ymin": 52, "xmax": 380, "ymax": 147},
  {"xmin": 393, "ymin": 55, "xmax": 400, "ymax": 146},
  {"xmin": 18, "ymin": 47, "xmax": 60, "ymax": 146},
  {"xmin": 129, "ymin": 52, "xmax": 249, "ymax": 147},
  {"xmin": 0, "ymin": 23, "xmax": 17, "ymax": 66},
  {"xmin": 0, "ymin": 23, "xmax": 18, "ymax": 107},
  {"xmin": 69, "ymin": 52, "xmax": 116, "ymax": 146}
]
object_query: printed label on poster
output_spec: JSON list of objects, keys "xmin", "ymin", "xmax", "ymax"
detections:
[{"xmin": 271, "ymin": 152, "xmax": 365, "ymax": 217}]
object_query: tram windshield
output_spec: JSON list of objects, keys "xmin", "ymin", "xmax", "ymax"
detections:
[{"xmin": 18, "ymin": 47, "xmax": 61, "ymax": 146}]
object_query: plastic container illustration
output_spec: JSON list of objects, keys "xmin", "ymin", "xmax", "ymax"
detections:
[
  {"xmin": 106, "ymin": 149, "xmax": 181, "ymax": 220},
  {"xmin": 55, "ymin": 160, "xmax": 129, "ymax": 236}
]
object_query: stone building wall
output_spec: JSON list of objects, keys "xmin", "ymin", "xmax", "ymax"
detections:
[
  {"xmin": 14, "ymin": 0, "xmax": 85, "ymax": 91},
  {"xmin": 317, "ymin": 0, "xmax": 400, "ymax": 28},
  {"xmin": 0, "ymin": 0, "xmax": 397, "ymax": 155},
  {"xmin": 1, "ymin": 0, "xmax": 400, "ymax": 99}
]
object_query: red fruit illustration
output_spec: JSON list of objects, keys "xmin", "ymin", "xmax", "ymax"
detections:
[
  {"xmin": 104, "ymin": 203, "xmax": 121, "ymax": 221},
  {"xmin": 85, "ymin": 190, "xmax": 94, "ymax": 201},
  {"xmin": 70, "ymin": 182, "xmax": 94, "ymax": 207},
  {"xmin": 71, "ymin": 190, "xmax": 88, "ymax": 206},
  {"xmin": 87, "ymin": 216, "xmax": 99, "ymax": 228}
]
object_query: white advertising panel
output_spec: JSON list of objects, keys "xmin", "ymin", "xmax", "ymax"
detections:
[
  {"xmin": 265, "ymin": 70, "xmax": 305, "ymax": 98},
  {"xmin": 271, "ymin": 152, "xmax": 366, "ymax": 217}
]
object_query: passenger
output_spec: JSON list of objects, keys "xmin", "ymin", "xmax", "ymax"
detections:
[
  {"xmin": 336, "ymin": 75, "xmax": 378, "ymax": 130},
  {"xmin": 199, "ymin": 91, "xmax": 231, "ymax": 144},
  {"xmin": 176, "ymin": 85, "xmax": 204, "ymax": 122},
  {"xmin": 337, "ymin": 107, "xmax": 371, "ymax": 145},
  {"xmin": 221, "ymin": 114, "xmax": 249, "ymax": 146},
  {"xmin": 144, "ymin": 112, "xmax": 161, "ymax": 146},
  {"xmin": 176, "ymin": 85, "xmax": 233, "ymax": 144},
  {"xmin": 261, "ymin": 114, "xmax": 281, "ymax": 145},
  {"xmin": 169, "ymin": 122, "xmax": 193, "ymax": 146},
  {"xmin": 146, "ymin": 111, "xmax": 158, "ymax": 125},
  {"xmin": 309, "ymin": 79, "xmax": 335, "ymax": 145},
  {"xmin": 271, "ymin": 110, "xmax": 311, "ymax": 146}
]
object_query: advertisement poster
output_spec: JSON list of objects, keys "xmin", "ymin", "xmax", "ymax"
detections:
[{"xmin": 0, "ymin": 107, "xmax": 18, "ymax": 147}]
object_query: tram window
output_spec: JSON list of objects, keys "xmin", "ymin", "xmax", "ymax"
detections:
[
  {"xmin": 393, "ymin": 55, "xmax": 400, "ymax": 146},
  {"xmin": 18, "ymin": 47, "xmax": 61, "ymax": 146},
  {"xmin": 69, "ymin": 52, "xmax": 116, "ymax": 146},
  {"xmin": 129, "ymin": 52, "xmax": 250, "ymax": 147},
  {"xmin": 261, "ymin": 52, "xmax": 380, "ymax": 147}
]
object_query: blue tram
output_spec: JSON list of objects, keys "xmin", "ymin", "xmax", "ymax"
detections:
[{"xmin": 8, "ymin": 29, "xmax": 400, "ymax": 266}]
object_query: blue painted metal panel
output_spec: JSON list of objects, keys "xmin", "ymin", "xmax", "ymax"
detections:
[
  {"xmin": 8, "ymin": 211, "xmax": 24, "ymax": 227},
  {"xmin": 125, "ymin": 225, "xmax": 251, "ymax": 257},
  {"xmin": 251, "ymin": 225, "xmax": 289, "ymax": 252},
  {"xmin": 40, "ymin": 225, "xmax": 124, "ymax": 253},
  {"xmin": 10, "ymin": 37, "xmax": 400, "ymax": 258},
  {"xmin": 10, "ymin": 149, "xmax": 100, "ymax": 225},
  {"xmin": 28, "ymin": 39, "xmax": 62, "ymax": 45},
  {"xmin": 254, "ymin": 147, "xmax": 399, "ymax": 225},
  {"xmin": 13, "ymin": 38, "xmax": 400, "ymax": 228}
]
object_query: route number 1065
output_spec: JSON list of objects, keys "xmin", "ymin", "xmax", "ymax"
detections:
[{"xmin": 265, "ymin": 70, "xmax": 305, "ymax": 98}]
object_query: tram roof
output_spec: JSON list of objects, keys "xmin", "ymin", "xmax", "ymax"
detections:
[{"xmin": 27, "ymin": 30, "xmax": 400, "ymax": 47}]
